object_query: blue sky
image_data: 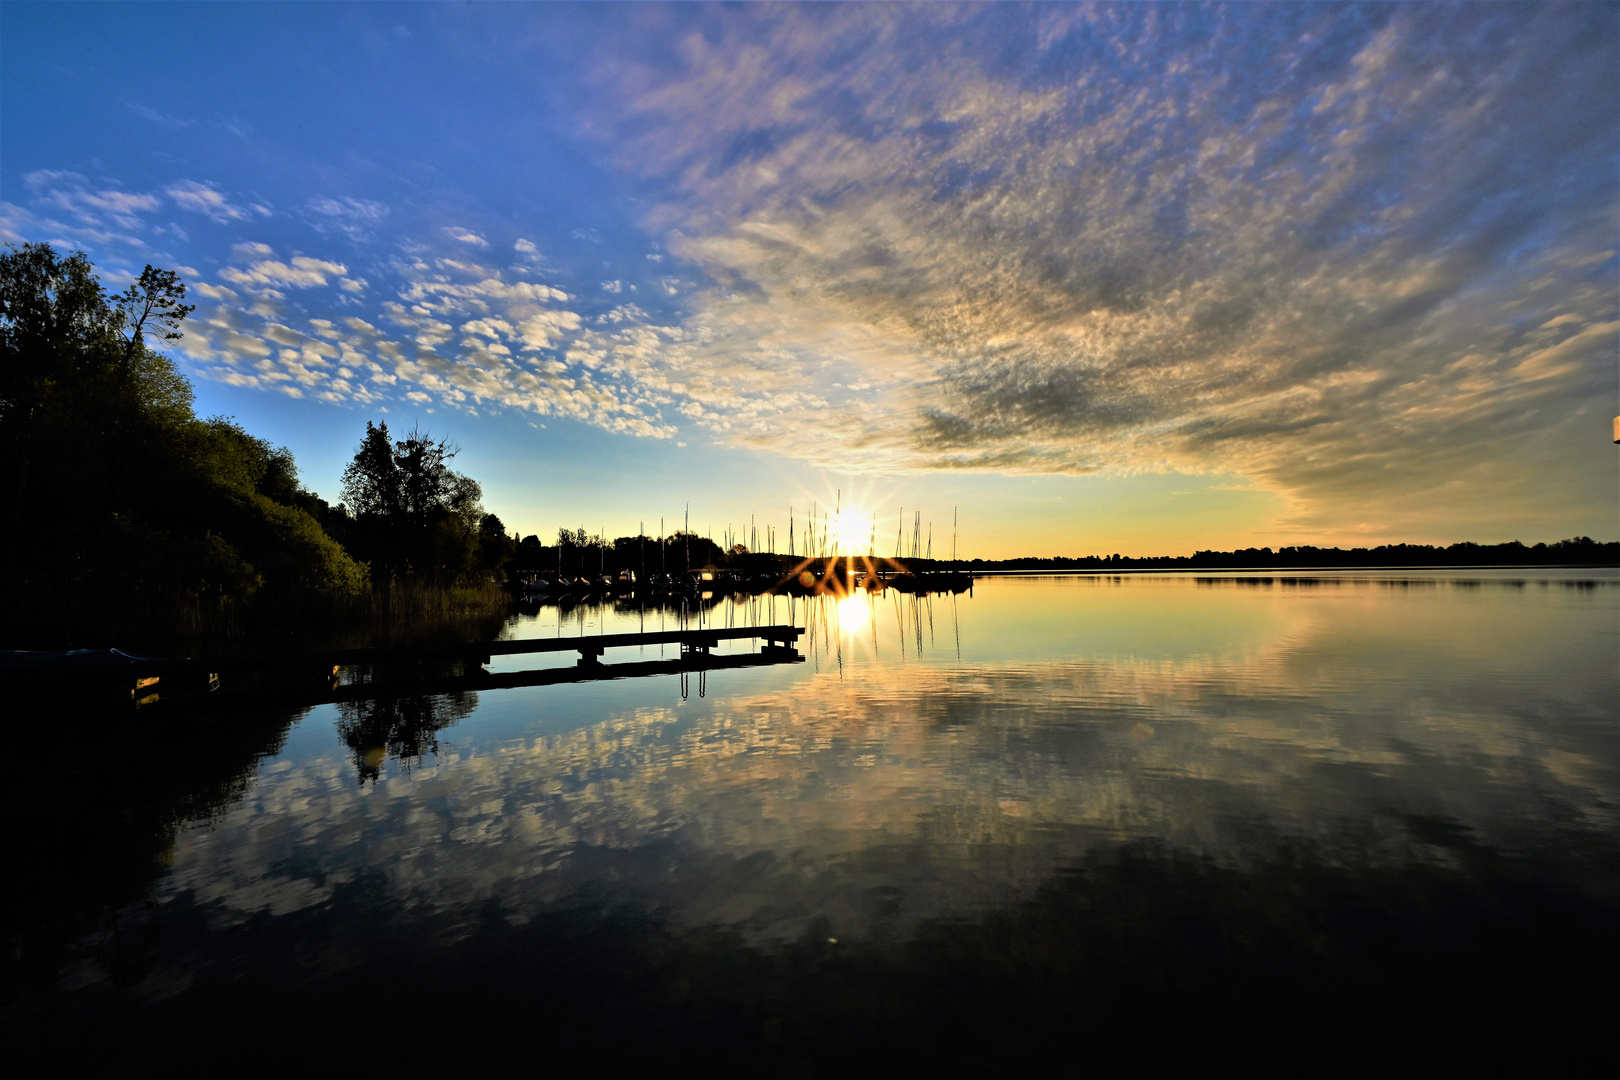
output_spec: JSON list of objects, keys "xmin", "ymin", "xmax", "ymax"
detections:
[{"xmin": 3, "ymin": 2, "xmax": 1615, "ymax": 555}]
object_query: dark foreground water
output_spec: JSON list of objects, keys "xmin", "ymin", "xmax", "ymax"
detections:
[{"xmin": 6, "ymin": 571, "xmax": 1617, "ymax": 1065}]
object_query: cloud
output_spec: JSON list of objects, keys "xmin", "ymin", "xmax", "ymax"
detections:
[
  {"xmin": 396, "ymin": 275, "xmax": 572, "ymax": 312},
  {"xmin": 20, "ymin": 6, "xmax": 1609, "ymax": 546},
  {"xmin": 153, "ymin": 0, "xmax": 1612, "ymax": 545},
  {"xmin": 310, "ymin": 196, "xmax": 386, "ymax": 220},
  {"xmin": 307, "ymin": 195, "xmax": 389, "ymax": 239},
  {"xmin": 598, "ymin": 303, "xmax": 648, "ymax": 325},
  {"xmin": 554, "ymin": 2, "xmax": 1617, "ymax": 537},
  {"xmin": 182, "ymin": 235, "xmax": 672, "ymax": 438},
  {"xmin": 19, "ymin": 169, "xmax": 161, "ymax": 232},
  {"xmin": 444, "ymin": 227, "xmax": 490, "ymax": 247},
  {"xmin": 220, "ymin": 254, "xmax": 348, "ymax": 290},
  {"xmin": 128, "ymin": 102, "xmax": 197, "ymax": 129},
  {"xmin": 516, "ymin": 310, "xmax": 583, "ymax": 351},
  {"xmin": 165, "ymin": 180, "xmax": 257, "ymax": 222}
]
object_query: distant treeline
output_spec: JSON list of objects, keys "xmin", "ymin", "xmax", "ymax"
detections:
[
  {"xmin": 1, "ymin": 244, "xmax": 510, "ymax": 646},
  {"xmin": 508, "ymin": 534, "xmax": 1619, "ymax": 578},
  {"xmin": 509, "ymin": 529, "xmax": 783, "ymax": 578},
  {"xmin": 965, "ymin": 537, "xmax": 1617, "ymax": 571}
]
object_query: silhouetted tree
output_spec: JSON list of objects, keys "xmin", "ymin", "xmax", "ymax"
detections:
[
  {"xmin": 512, "ymin": 533, "xmax": 547, "ymax": 573},
  {"xmin": 340, "ymin": 421, "xmax": 404, "ymax": 520},
  {"xmin": 339, "ymin": 419, "xmax": 490, "ymax": 584},
  {"xmin": 0, "ymin": 243, "xmax": 364, "ymax": 641},
  {"xmin": 111, "ymin": 264, "xmax": 193, "ymax": 364},
  {"xmin": 477, "ymin": 513, "xmax": 515, "ymax": 577},
  {"xmin": 395, "ymin": 425, "xmax": 459, "ymax": 521}
]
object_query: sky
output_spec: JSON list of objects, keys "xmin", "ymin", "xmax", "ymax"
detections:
[{"xmin": 3, "ymin": 1, "xmax": 1616, "ymax": 558}]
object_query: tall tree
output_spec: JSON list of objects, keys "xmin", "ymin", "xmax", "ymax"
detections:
[
  {"xmin": 340, "ymin": 420, "xmax": 403, "ymax": 520},
  {"xmin": 339, "ymin": 420, "xmax": 490, "ymax": 583},
  {"xmin": 111, "ymin": 265, "xmax": 194, "ymax": 365},
  {"xmin": 394, "ymin": 425, "xmax": 459, "ymax": 520}
]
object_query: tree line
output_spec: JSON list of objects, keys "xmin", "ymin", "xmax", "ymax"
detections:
[
  {"xmin": 0, "ymin": 244, "xmax": 508, "ymax": 645},
  {"xmin": 509, "ymin": 529, "xmax": 733, "ymax": 578}
]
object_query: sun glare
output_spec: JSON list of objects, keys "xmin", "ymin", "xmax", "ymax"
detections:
[
  {"xmin": 797, "ymin": 481, "xmax": 898, "ymax": 558},
  {"xmin": 827, "ymin": 506, "xmax": 871, "ymax": 555},
  {"xmin": 837, "ymin": 592, "xmax": 871, "ymax": 633}
]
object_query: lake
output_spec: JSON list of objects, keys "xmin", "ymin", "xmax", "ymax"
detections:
[{"xmin": 7, "ymin": 569, "xmax": 1617, "ymax": 1065}]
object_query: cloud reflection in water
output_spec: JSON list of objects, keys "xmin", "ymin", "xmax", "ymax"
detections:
[{"xmin": 148, "ymin": 574, "xmax": 1617, "ymax": 972}]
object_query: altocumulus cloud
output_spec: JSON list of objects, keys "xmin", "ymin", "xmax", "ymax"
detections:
[
  {"xmin": 176, "ymin": 238, "xmax": 677, "ymax": 435},
  {"xmin": 0, "ymin": 107, "xmax": 815, "ymax": 439},
  {"xmin": 560, "ymin": 2, "xmax": 1618, "ymax": 534},
  {"xmin": 4, "ymin": 4, "xmax": 1613, "ymax": 538}
]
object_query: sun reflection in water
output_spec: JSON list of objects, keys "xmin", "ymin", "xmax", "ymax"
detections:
[{"xmin": 837, "ymin": 592, "xmax": 871, "ymax": 633}]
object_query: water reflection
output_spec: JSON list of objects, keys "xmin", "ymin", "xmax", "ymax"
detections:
[
  {"xmin": 1, "ymin": 700, "xmax": 306, "ymax": 998},
  {"xmin": 335, "ymin": 690, "xmax": 477, "ymax": 785},
  {"xmin": 8, "ymin": 572, "xmax": 1617, "ymax": 1059}
]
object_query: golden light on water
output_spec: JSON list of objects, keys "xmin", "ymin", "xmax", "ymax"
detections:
[{"xmin": 837, "ymin": 592, "xmax": 871, "ymax": 633}]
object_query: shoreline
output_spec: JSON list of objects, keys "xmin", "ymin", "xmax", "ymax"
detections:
[{"xmin": 966, "ymin": 562, "xmax": 1620, "ymax": 576}]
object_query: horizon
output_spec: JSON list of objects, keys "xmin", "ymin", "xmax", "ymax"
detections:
[
  {"xmin": 4, "ymin": 2, "xmax": 1616, "ymax": 558},
  {"xmin": 495, "ymin": 517, "xmax": 1614, "ymax": 566}
]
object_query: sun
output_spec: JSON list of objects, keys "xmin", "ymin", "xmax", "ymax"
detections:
[
  {"xmin": 792, "ymin": 478, "xmax": 899, "ymax": 558},
  {"xmin": 827, "ymin": 505, "xmax": 871, "ymax": 556}
]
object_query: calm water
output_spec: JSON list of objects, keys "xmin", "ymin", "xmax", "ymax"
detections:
[{"xmin": 8, "ymin": 570, "xmax": 1617, "ymax": 1063}]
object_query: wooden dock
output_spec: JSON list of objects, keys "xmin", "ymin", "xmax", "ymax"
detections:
[
  {"xmin": 2, "ymin": 625, "xmax": 804, "ymax": 709},
  {"xmin": 281, "ymin": 650, "xmax": 798, "ymax": 708}
]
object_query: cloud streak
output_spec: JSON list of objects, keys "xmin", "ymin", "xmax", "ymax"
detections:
[{"xmin": 165, "ymin": 179, "xmax": 265, "ymax": 222}]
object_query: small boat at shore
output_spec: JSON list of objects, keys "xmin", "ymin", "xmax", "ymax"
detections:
[{"xmin": 1, "ymin": 648, "xmax": 218, "ymax": 706}]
